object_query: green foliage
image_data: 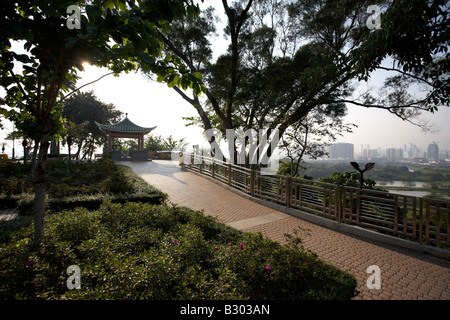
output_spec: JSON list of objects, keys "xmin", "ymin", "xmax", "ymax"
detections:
[
  {"xmin": 352, "ymin": 0, "xmax": 449, "ymax": 111},
  {"xmin": 277, "ymin": 160, "xmax": 306, "ymax": 177},
  {"xmin": 62, "ymin": 90, "xmax": 123, "ymax": 159},
  {"xmin": 0, "ymin": 0, "xmax": 202, "ymax": 246},
  {"xmin": 0, "ymin": 202, "xmax": 357, "ymax": 300},
  {"xmin": 144, "ymin": 134, "xmax": 187, "ymax": 152},
  {"xmin": 319, "ymin": 171, "xmax": 377, "ymax": 189},
  {"xmin": 0, "ymin": 159, "xmax": 166, "ymax": 213}
]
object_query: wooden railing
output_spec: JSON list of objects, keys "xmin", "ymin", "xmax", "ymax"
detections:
[{"xmin": 182, "ymin": 154, "xmax": 450, "ymax": 248}]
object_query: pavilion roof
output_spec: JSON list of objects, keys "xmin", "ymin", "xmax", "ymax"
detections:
[{"xmin": 95, "ymin": 115, "xmax": 156, "ymax": 135}]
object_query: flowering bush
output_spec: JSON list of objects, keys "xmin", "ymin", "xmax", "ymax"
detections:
[{"xmin": 0, "ymin": 201, "xmax": 357, "ymax": 300}]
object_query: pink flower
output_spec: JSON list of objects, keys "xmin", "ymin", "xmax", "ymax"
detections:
[
  {"xmin": 264, "ymin": 265, "xmax": 272, "ymax": 270},
  {"xmin": 173, "ymin": 241, "xmax": 179, "ymax": 245},
  {"xmin": 239, "ymin": 243, "xmax": 244, "ymax": 250},
  {"xmin": 25, "ymin": 261, "xmax": 35, "ymax": 267}
]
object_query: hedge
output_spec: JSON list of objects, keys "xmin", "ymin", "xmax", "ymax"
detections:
[
  {"xmin": 0, "ymin": 159, "xmax": 167, "ymax": 214},
  {"xmin": 0, "ymin": 201, "xmax": 358, "ymax": 300}
]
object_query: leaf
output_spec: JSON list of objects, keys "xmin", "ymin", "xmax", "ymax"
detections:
[
  {"xmin": 113, "ymin": 0, "xmax": 127, "ymax": 12},
  {"xmin": 192, "ymin": 72, "xmax": 203, "ymax": 80},
  {"xmin": 85, "ymin": 5, "xmax": 102, "ymax": 21},
  {"xmin": 167, "ymin": 74, "xmax": 180, "ymax": 88},
  {"xmin": 104, "ymin": 0, "xmax": 115, "ymax": 10},
  {"xmin": 157, "ymin": 73, "xmax": 167, "ymax": 83}
]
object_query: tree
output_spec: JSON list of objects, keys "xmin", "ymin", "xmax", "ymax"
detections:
[
  {"xmin": 144, "ymin": 134, "xmax": 187, "ymax": 151},
  {"xmin": 0, "ymin": 0, "xmax": 200, "ymax": 246},
  {"xmin": 63, "ymin": 120, "xmax": 85, "ymax": 160},
  {"xmin": 340, "ymin": 0, "xmax": 449, "ymax": 127},
  {"xmin": 150, "ymin": 0, "xmax": 448, "ymax": 163},
  {"xmin": 319, "ymin": 171, "xmax": 377, "ymax": 189},
  {"xmin": 62, "ymin": 90, "xmax": 122, "ymax": 160},
  {"xmin": 146, "ymin": 1, "xmax": 255, "ymax": 159},
  {"xmin": 279, "ymin": 104, "xmax": 356, "ymax": 177}
]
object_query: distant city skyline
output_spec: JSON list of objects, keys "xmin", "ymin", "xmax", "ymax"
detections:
[
  {"xmin": 334, "ymin": 102, "xmax": 450, "ymax": 153},
  {"xmin": 326, "ymin": 141, "xmax": 449, "ymax": 162}
]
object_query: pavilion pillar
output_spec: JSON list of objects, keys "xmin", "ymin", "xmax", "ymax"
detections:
[
  {"xmin": 139, "ymin": 134, "xmax": 144, "ymax": 151},
  {"xmin": 107, "ymin": 131, "xmax": 112, "ymax": 152}
]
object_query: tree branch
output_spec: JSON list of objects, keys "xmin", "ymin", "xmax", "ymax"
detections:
[
  {"xmin": 57, "ymin": 72, "xmax": 114, "ymax": 104},
  {"xmin": 157, "ymin": 28, "xmax": 229, "ymax": 128},
  {"xmin": 376, "ymin": 66, "xmax": 434, "ymax": 87}
]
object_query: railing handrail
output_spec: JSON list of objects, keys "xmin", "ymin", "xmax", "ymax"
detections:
[{"xmin": 182, "ymin": 153, "xmax": 450, "ymax": 248}]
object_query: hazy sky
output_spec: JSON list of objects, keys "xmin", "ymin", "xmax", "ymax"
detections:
[
  {"xmin": 2, "ymin": 62, "xmax": 448, "ymax": 158},
  {"xmin": 60, "ymin": 65, "xmax": 450, "ymax": 154},
  {"xmin": 1, "ymin": 0, "xmax": 449, "ymax": 157}
]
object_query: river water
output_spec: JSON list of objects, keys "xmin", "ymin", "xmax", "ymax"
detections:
[
  {"xmin": 376, "ymin": 180, "xmax": 431, "ymax": 198},
  {"xmin": 376, "ymin": 181, "xmax": 430, "ymax": 188}
]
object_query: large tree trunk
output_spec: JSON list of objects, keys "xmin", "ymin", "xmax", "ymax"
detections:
[
  {"xmin": 67, "ymin": 136, "xmax": 72, "ymax": 161},
  {"xmin": 33, "ymin": 121, "xmax": 51, "ymax": 246}
]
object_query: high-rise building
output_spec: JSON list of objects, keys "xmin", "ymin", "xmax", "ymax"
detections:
[
  {"xmin": 329, "ymin": 143, "xmax": 354, "ymax": 159},
  {"xmin": 427, "ymin": 142, "xmax": 439, "ymax": 161},
  {"xmin": 385, "ymin": 148, "xmax": 403, "ymax": 160}
]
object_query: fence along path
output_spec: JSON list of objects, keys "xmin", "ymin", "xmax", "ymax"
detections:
[
  {"xmin": 183, "ymin": 154, "xmax": 450, "ymax": 248},
  {"xmin": 126, "ymin": 159, "xmax": 450, "ymax": 300}
]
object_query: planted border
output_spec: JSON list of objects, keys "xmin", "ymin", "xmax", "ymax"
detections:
[{"xmin": 0, "ymin": 201, "xmax": 358, "ymax": 300}]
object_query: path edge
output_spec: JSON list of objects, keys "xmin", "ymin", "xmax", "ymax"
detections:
[{"xmin": 182, "ymin": 167, "xmax": 450, "ymax": 261}]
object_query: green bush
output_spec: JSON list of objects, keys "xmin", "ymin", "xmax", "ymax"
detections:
[
  {"xmin": 0, "ymin": 159, "xmax": 167, "ymax": 214},
  {"xmin": 0, "ymin": 202, "xmax": 357, "ymax": 300}
]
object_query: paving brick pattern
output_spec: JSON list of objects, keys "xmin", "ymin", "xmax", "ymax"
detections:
[
  {"xmin": 127, "ymin": 161, "xmax": 450, "ymax": 300},
  {"xmin": 0, "ymin": 208, "xmax": 19, "ymax": 222}
]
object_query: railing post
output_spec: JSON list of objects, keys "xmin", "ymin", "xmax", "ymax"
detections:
[
  {"xmin": 250, "ymin": 169, "xmax": 255, "ymax": 197},
  {"xmin": 348, "ymin": 189, "xmax": 353, "ymax": 223},
  {"xmin": 228, "ymin": 163, "xmax": 232, "ymax": 185},
  {"xmin": 436, "ymin": 203, "xmax": 441, "ymax": 245},
  {"xmin": 356, "ymin": 189, "xmax": 360, "ymax": 225},
  {"xmin": 286, "ymin": 176, "xmax": 292, "ymax": 208},
  {"xmin": 298, "ymin": 183, "xmax": 302, "ymax": 208},
  {"xmin": 336, "ymin": 186, "xmax": 341, "ymax": 222},
  {"xmin": 394, "ymin": 194, "xmax": 398, "ymax": 233},
  {"xmin": 447, "ymin": 203, "xmax": 450, "ymax": 246},
  {"xmin": 212, "ymin": 159, "xmax": 215, "ymax": 179},
  {"xmin": 426, "ymin": 199, "xmax": 430, "ymax": 242},
  {"xmin": 412, "ymin": 197, "xmax": 417, "ymax": 240},
  {"xmin": 419, "ymin": 198, "xmax": 423, "ymax": 244}
]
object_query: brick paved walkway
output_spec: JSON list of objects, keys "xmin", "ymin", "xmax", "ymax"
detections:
[
  {"xmin": 0, "ymin": 208, "xmax": 18, "ymax": 222},
  {"xmin": 125, "ymin": 160, "xmax": 450, "ymax": 300}
]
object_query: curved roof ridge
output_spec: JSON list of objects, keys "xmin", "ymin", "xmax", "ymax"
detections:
[{"xmin": 95, "ymin": 115, "xmax": 156, "ymax": 134}]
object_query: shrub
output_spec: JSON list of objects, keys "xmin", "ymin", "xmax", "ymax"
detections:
[
  {"xmin": 0, "ymin": 202, "xmax": 357, "ymax": 300},
  {"xmin": 0, "ymin": 159, "xmax": 167, "ymax": 215}
]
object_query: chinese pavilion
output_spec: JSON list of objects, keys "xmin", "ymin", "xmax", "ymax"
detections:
[{"xmin": 95, "ymin": 114, "xmax": 156, "ymax": 161}]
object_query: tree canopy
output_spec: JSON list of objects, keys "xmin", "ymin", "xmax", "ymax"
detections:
[
  {"xmin": 0, "ymin": 0, "xmax": 201, "ymax": 245},
  {"xmin": 62, "ymin": 90, "xmax": 122, "ymax": 160},
  {"xmin": 148, "ymin": 0, "xmax": 449, "ymax": 157}
]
